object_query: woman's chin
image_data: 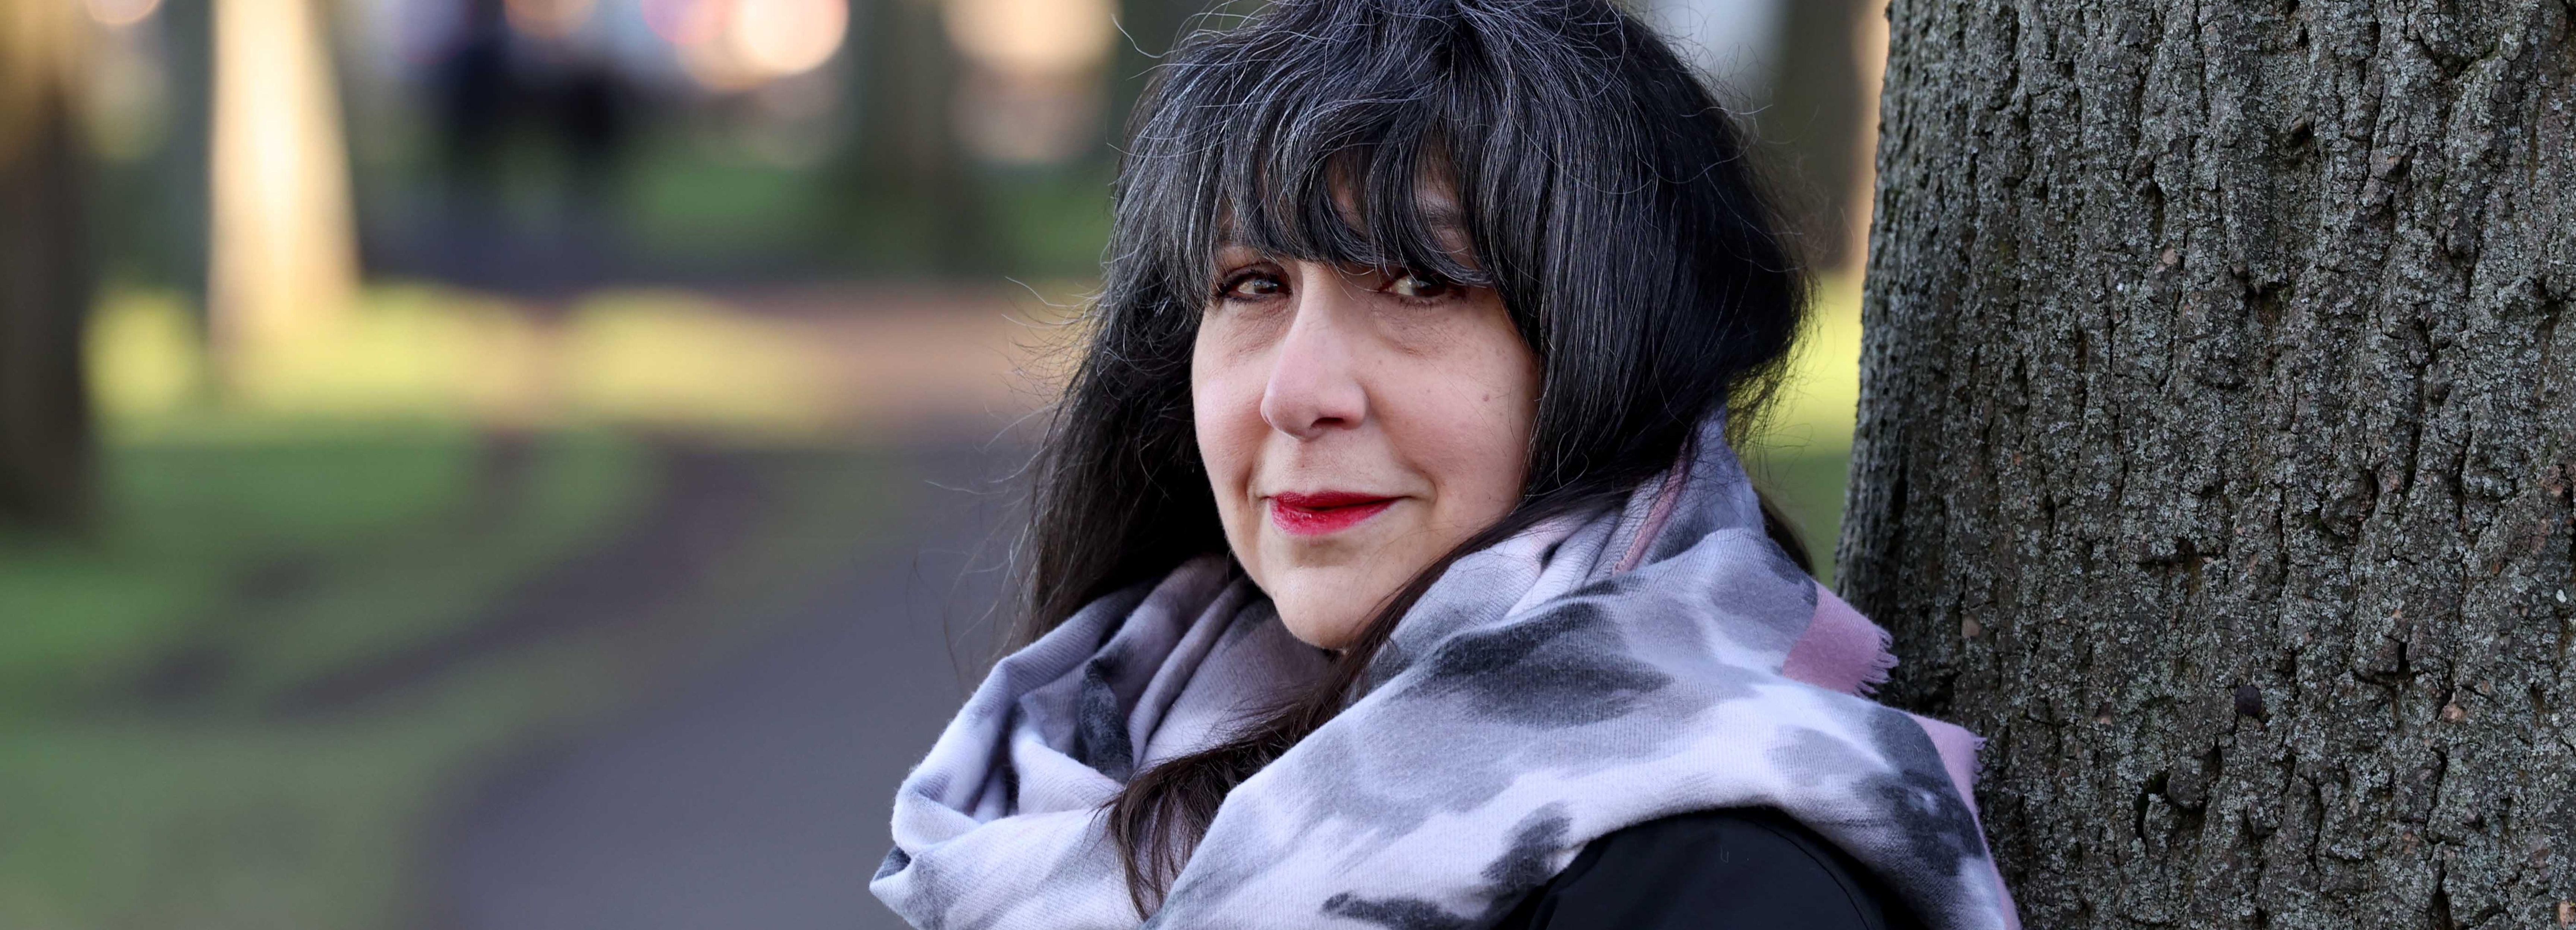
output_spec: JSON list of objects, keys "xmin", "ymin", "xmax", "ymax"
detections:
[
  {"xmin": 1267, "ymin": 578, "xmax": 1386, "ymax": 651},
  {"xmin": 1253, "ymin": 516, "xmax": 1451, "ymax": 649}
]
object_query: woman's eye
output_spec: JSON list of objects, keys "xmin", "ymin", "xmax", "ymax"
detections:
[
  {"xmin": 1386, "ymin": 272, "xmax": 1455, "ymax": 300},
  {"xmin": 1217, "ymin": 271, "xmax": 1285, "ymax": 301}
]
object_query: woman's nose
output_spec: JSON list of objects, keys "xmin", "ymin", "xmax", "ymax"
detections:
[{"xmin": 1257, "ymin": 270, "xmax": 1369, "ymax": 440}]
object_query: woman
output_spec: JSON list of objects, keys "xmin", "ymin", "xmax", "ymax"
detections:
[{"xmin": 872, "ymin": 0, "xmax": 2020, "ymax": 927}]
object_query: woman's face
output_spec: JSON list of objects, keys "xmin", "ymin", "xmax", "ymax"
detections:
[{"xmin": 1191, "ymin": 199, "xmax": 1541, "ymax": 650}]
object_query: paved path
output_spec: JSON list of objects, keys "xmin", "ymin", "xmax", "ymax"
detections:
[{"xmin": 437, "ymin": 440, "xmax": 1021, "ymax": 930}]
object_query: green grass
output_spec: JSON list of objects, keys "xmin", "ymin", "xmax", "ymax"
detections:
[
  {"xmin": 0, "ymin": 425, "xmax": 662, "ymax": 714},
  {"xmin": 0, "ymin": 423, "xmax": 903, "ymax": 930},
  {"xmin": 0, "ymin": 424, "xmax": 643, "ymax": 929},
  {"xmin": 0, "ymin": 650, "xmax": 629, "ymax": 930},
  {"xmin": 0, "ymin": 426, "xmax": 481, "ymax": 710},
  {"xmin": 220, "ymin": 429, "xmax": 653, "ymax": 706}
]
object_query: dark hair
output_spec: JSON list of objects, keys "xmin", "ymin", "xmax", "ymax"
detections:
[{"xmin": 1014, "ymin": 0, "xmax": 1812, "ymax": 912}]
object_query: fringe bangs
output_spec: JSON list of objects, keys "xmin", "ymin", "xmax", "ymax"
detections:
[{"xmin": 1111, "ymin": 0, "xmax": 1599, "ymax": 314}]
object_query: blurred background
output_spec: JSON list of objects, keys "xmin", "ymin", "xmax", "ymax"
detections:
[{"xmin": 0, "ymin": 0, "xmax": 1888, "ymax": 926}]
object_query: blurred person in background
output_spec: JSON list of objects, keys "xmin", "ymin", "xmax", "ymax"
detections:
[
  {"xmin": 433, "ymin": 0, "xmax": 635, "ymax": 237},
  {"xmin": 870, "ymin": 0, "xmax": 2019, "ymax": 927},
  {"xmin": 435, "ymin": 0, "xmax": 515, "ymax": 229},
  {"xmin": 550, "ymin": 51, "xmax": 632, "ymax": 227}
]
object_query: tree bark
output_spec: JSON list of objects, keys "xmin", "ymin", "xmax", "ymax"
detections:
[{"xmin": 1840, "ymin": 0, "xmax": 2576, "ymax": 926}]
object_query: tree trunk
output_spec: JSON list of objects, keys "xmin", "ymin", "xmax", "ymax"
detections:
[
  {"xmin": 1756, "ymin": 0, "xmax": 1869, "ymax": 271},
  {"xmin": 1839, "ymin": 0, "xmax": 2576, "ymax": 926},
  {"xmin": 0, "ymin": 6, "xmax": 97, "ymax": 532},
  {"xmin": 831, "ymin": 0, "xmax": 989, "ymax": 276},
  {"xmin": 209, "ymin": 0, "xmax": 359, "ymax": 380}
]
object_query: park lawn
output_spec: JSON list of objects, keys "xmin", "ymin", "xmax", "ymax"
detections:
[
  {"xmin": 0, "ymin": 423, "xmax": 484, "ymax": 710},
  {"xmin": 0, "ymin": 646, "xmax": 628, "ymax": 930},
  {"xmin": 209, "ymin": 429, "xmax": 652, "ymax": 708},
  {"xmin": 0, "ymin": 422, "xmax": 641, "ymax": 930},
  {"xmin": 0, "ymin": 422, "xmax": 903, "ymax": 930},
  {"xmin": 0, "ymin": 423, "xmax": 650, "ymax": 713}
]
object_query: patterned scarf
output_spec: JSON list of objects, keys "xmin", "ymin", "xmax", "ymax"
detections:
[{"xmin": 872, "ymin": 412, "xmax": 2020, "ymax": 930}]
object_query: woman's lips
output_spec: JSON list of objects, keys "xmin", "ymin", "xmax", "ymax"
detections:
[{"xmin": 1268, "ymin": 491, "xmax": 1398, "ymax": 537}]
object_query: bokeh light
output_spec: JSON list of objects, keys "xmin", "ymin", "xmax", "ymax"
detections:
[
  {"xmin": 943, "ymin": 0, "xmax": 1114, "ymax": 164},
  {"xmin": 730, "ymin": 0, "xmax": 848, "ymax": 78},
  {"xmin": 84, "ymin": 0, "xmax": 166, "ymax": 28},
  {"xmin": 662, "ymin": 0, "xmax": 849, "ymax": 91},
  {"xmin": 944, "ymin": 0, "xmax": 1113, "ymax": 78},
  {"xmin": 642, "ymin": 0, "xmax": 727, "ymax": 47}
]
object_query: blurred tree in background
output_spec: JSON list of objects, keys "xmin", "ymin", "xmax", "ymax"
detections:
[
  {"xmin": 0, "ymin": 0, "xmax": 99, "ymax": 531},
  {"xmin": 1757, "ymin": 0, "xmax": 1873, "ymax": 270},
  {"xmin": 829, "ymin": 0, "xmax": 985, "ymax": 275},
  {"xmin": 211, "ymin": 0, "xmax": 362, "ymax": 393}
]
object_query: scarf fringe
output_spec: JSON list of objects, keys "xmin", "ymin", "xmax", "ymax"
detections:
[{"xmin": 1856, "ymin": 623, "xmax": 1899, "ymax": 699}]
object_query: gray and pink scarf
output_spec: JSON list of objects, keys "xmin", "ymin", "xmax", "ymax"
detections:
[{"xmin": 871, "ymin": 412, "xmax": 2020, "ymax": 929}]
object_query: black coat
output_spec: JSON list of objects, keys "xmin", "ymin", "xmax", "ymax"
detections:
[{"xmin": 1491, "ymin": 807, "xmax": 1927, "ymax": 930}]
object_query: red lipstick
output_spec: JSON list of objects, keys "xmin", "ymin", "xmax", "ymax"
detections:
[{"xmin": 1268, "ymin": 491, "xmax": 1397, "ymax": 537}]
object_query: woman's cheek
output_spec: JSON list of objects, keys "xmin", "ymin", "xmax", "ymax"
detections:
[
  {"xmin": 1190, "ymin": 345, "xmax": 1266, "ymax": 533},
  {"xmin": 1431, "ymin": 314, "xmax": 1537, "ymax": 526}
]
